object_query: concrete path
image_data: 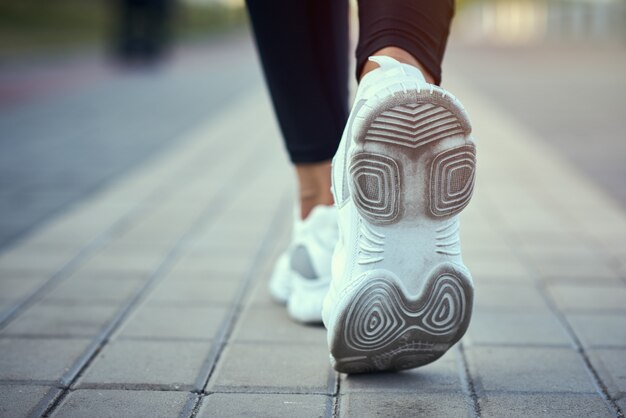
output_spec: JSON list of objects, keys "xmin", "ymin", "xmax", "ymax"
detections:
[
  {"xmin": 0, "ymin": 33, "xmax": 259, "ymax": 250},
  {"xmin": 1, "ymin": 46, "xmax": 626, "ymax": 418}
]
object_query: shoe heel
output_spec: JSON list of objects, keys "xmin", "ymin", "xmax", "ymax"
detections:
[{"xmin": 329, "ymin": 263, "xmax": 473, "ymax": 374}]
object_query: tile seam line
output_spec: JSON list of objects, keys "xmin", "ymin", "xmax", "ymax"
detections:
[
  {"xmin": 185, "ymin": 190, "xmax": 292, "ymax": 418},
  {"xmin": 41, "ymin": 386, "xmax": 336, "ymax": 395},
  {"xmin": 478, "ymin": 192, "xmax": 625, "ymax": 418},
  {"xmin": 182, "ymin": 393, "xmax": 334, "ymax": 417},
  {"xmin": 0, "ymin": 111, "xmax": 252, "ymax": 331},
  {"xmin": 330, "ymin": 372, "xmax": 340, "ymax": 418},
  {"xmin": 38, "ymin": 143, "xmax": 272, "ymax": 418},
  {"xmin": 3, "ymin": 380, "xmax": 604, "ymax": 397},
  {"xmin": 202, "ymin": 391, "xmax": 335, "ymax": 396},
  {"xmin": 457, "ymin": 342, "xmax": 482, "ymax": 418}
]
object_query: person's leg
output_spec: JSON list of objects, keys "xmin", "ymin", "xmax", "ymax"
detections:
[
  {"xmin": 356, "ymin": 0, "xmax": 454, "ymax": 84},
  {"xmin": 246, "ymin": 0, "xmax": 349, "ymax": 219},
  {"xmin": 248, "ymin": 0, "xmax": 349, "ymax": 324}
]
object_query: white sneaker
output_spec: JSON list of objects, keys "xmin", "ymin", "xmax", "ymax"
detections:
[
  {"xmin": 323, "ymin": 56, "xmax": 476, "ymax": 373},
  {"xmin": 269, "ymin": 204, "xmax": 338, "ymax": 323}
]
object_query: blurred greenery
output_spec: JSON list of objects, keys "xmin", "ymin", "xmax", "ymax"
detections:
[{"xmin": 0, "ymin": 0, "xmax": 247, "ymax": 59}]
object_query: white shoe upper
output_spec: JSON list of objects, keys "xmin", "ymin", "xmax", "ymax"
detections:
[{"xmin": 269, "ymin": 204, "xmax": 338, "ymax": 323}]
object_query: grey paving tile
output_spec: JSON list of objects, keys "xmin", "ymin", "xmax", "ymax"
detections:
[
  {"xmin": 588, "ymin": 348, "xmax": 626, "ymax": 397},
  {"xmin": 77, "ymin": 340, "xmax": 212, "ymax": 390},
  {"xmin": 468, "ymin": 346, "xmax": 596, "ymax": 393},
  {"xmin": 0, "ymin": 253, "xmax": 68, "ymax": 273},
  {"xmin": 164, "ymin": 267, "xmax": 244, "ymax": 282},
  {"xmin": 146, "ymin": 278, "xmax": 239, "ymax": 305},
  {"xmin": 247, "ymin": 279, "xmax": 279, "ymax": 308},
  {"xmin": 0, "ymin": 268, "xmax": 51, "ymax": 281},
  {"xmin": 208, "ymin": 343, "xmax": 332, "ymax": 393},
  {"xmin": 65, "ymin": 268, "xmax": 150, "ymax": 282},
  {"xmin": 81, "ymin": 254, "xmax": 162, "ymax": 273},
  {"xmin": 116, "ymin": 304, "xmax": 227, "ymax": 340},
  {"xmin": 463, "ymin": 239, "xmax": 513, "ymax": 256},
  {"xmin": 465, "ymin": 258, "xmax": 532, "ymax": 282},
  {"xmin": 473, "ymin": 283, "xmax": 550, "ymax": 312},
  {"xmin": 0, "ymin": 277, "xmax": 47, "ymax": 300},
  {"xmin": 462, "ymin": 247, "xmax": 519, "ymax": 265},
  {"xmin": 0, "ymin": 299, "xmax": 16, "ymax": 314},
  {"xmin": 42, "ymin": 276, "xmax": 145, "ymax": 304},
  {"xmin": 535, "ymin": 261, "xmax": 621, "ymax": 282},
  {"xmin": 518, "ymin": 241, "xmax": 600, "ymax": 262},
  {"xmin": 547, "ymin": 284, "xmax": 626, "ymax": 312},
  {"xmin": 480, "ymin": 393, "xmax": 613, "ymax": 418},
  {"xmin": 171, "ymin": 255, "xmax": 252, "ymax": 277},
  {"xmin": 95, "ymin": 241, "xmax": 171, "ymax": 258},
  {"xmin": 2, "ymin": 303, "xmax": 118, "ymax": 337},
  {"xmin": 0, "ymin": 337, "xmax": 91, "ymax": 381},
  {"xmin": 116, "ymin": 226, "xmax": 186, "ymax": 246},
  {"xmin": 499, "ymin": 214, "xmax": 574, "ymax": 237},
  {"xmin": 0, "ymin": 385, "xmax": 55, "ymax": 417},
  {"xmin": 197, "ymin": 393, "xmax": 327, "ymax": 418},
  {"xmin": 341, "ymin": 350, "xmax": 460, "ymax": 393},
  {"xmin": 529, "ymin": 256, "xmax": 612, "ymax": 277},
  {"xmin": 231, "ymin": 305, "xmax": 326, "ymax": 344},
  {"xmin": 339, "ymin": 392, "xmax": 469, "ymax": 418},
  {"xmin": 50, "ymin": 389, "xmax": 190, "ymax": 418},
  {"xmin": 186, "ymin": 237, "xmax": 263, "ymax": 258},
  {"xmin": 467, "ymin": 311, "xmax": 570, "ymax": 346},
  {"xmin": 567, "ymin": 314, "xmax": 626, "ymax": 348},
  {"xmin": 616, "ymin": 262, "xmax": 626, "ymax": 281},
  {"xmin": 462, "ymin": 235, "xmax": 513, "ymax": 254},
  {"xmin": 510, "ymin": 232, "xmax": 582, "ymax": 248}
]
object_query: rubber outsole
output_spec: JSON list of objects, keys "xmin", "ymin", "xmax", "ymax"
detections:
[
  {"xmin": 350, "ymin": 88, "xmax": 475, "ymax": 225},
  {"xmin": 329, "ymin": 84, "xmax": 475, "ymax": 374},
  {"xmin": 330, "ymin": 264, "xmax": 473, "ymax": 373}
]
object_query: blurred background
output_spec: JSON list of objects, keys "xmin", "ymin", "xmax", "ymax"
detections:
[{"xmin": 0, "ymin": 0, "xmax": 625, "ymax": 251}]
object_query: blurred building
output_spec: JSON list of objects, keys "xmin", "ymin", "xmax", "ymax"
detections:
[{"xmin": 453, "ymin": 0, "xmax": 626, "ymax": 46}]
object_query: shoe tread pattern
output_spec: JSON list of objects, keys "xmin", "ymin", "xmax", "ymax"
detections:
[
  {"xmin": 430, "ymin": 144, "xmax": 476, "ymax": 217},
  {"xmin": 331, "ymin": 264, "xmax": 473, "ymax": 373},
  {"xmin": 365, "ymin": 102, "xmax": 466, "ymax": 149}
]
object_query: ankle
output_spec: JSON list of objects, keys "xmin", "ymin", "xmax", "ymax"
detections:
[
  {"xmin": 360, "ymin": 46, "xmax": 436, "ymax": 84},
  {"xmin": 299, "ymin": 193, "xmax": 333, "ymax": 220},
  {"xmin": 295, "ymin": 161, "xmax": 333, "ymax": 219}
]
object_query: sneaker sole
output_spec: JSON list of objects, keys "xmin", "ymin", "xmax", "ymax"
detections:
[
  {"xmin": 330, "ymin": 84, "xmax": 475, "ymax": 373},
  {"xmin": 350, "ymin": 85, "xmax": 474, "ymax": 224},
  {"xmin": 330, "ymin": 264, "xmax": 473, "ymax": 373}
]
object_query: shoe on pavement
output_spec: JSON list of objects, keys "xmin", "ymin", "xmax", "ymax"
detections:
[
  {"xmin": 269, "ymin": 204, "xmax": 338, "ymax": 324},
  {"xmin": 323, "ymin": 56, "xmax": 476, "ymax": 373}
]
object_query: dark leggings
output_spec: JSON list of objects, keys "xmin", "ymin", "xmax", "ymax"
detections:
[{"xmin": 246, "ymin": 0, "xmax": 454, "ymax": 164}]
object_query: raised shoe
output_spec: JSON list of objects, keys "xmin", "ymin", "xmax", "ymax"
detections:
[{"xmin": 323, "ymin": 56, "xmax": 476, "ymax": 373}]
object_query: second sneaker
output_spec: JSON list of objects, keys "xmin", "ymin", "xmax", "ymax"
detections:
[{"xmin": 269, "ymin": 204, "xmax": 338, "ymax": 324}]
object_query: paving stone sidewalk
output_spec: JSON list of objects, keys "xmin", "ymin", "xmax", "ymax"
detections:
[{"xmin": 0, "ymin": 74, "xmax": 625, "ymax": 417}]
